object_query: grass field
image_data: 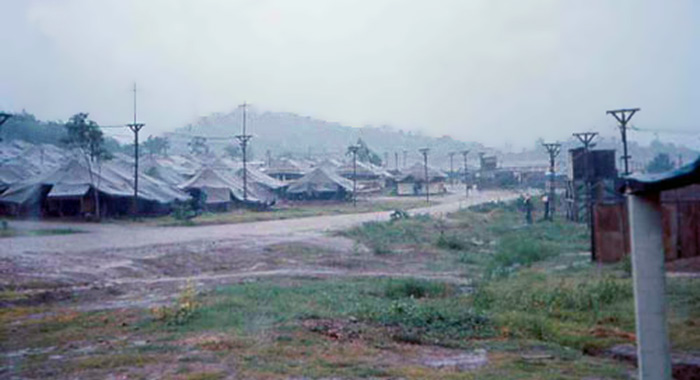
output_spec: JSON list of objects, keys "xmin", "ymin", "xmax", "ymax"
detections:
[
  {"xmin": 152, "ymin": 198, "xmax": 430, "ymax": 227},
  {"xmin": 2, "ymin": 201, "xmax": 698, "ymax": 379}
]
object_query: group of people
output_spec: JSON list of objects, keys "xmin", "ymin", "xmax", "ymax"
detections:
[{"xmin": 521, "ymin": 193, "xmax": 551, "ymax": 224}]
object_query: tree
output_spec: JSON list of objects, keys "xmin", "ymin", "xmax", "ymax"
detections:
[
  {"xmin": 188, "ymin": 136, "xmax": 209, "ymax": 155},
  {"xmin": 646, "ymin": 153, "xmax": 674, "ymax": 173},
  {"xmin": 224, "ymin": 144, "xmax": 241, "ymax": 158},
  {"xmin": 143, "ymin": 135, "xmax": 170, "ymax": 156},
  {"xmin": 352, "ymin": 138, "xmax": 382, "ymax": 166},
  {"xmin": 62, "ymin": 113, "xmax": 111, "ymax": 220}
]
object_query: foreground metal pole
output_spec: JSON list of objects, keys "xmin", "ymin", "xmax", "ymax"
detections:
[{"xmin": 627, "ymin": 193, "xmax": 671, "ymax": 380}]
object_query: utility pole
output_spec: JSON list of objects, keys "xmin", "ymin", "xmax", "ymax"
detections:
[
  {"xmin": 348, "ymin": 145, "xmax": 359, "ymax": 207},
  {"xmin": 419, "ymin": 148, "xmax": 430, "ymax": 203},
  {"xmin": 606, "ymin": 108, "xmax": 640, "ymax": 176},
  {"xmin": 0, "ymin": 112, "xmax": 12, "ymax": 142},
  {"xmin": 542, "ymin": 142, "xmax": 561, "ymax": 221},
  {"xmin": 448, "ymin": 152, "xmax": 455, "ymax": 185},
  {"xmin": 461, "ymin": 150, "xmax": 469, "ymax": 198},
  {"xmin": 573, "ymin": 132, "xmax": 598, "ymax": 260},
  {"xmin": 394, "ymin": 151, "xmax": 399, "ymax": 171},
  {"xmin": 235, "ymin": 102, "xmax": 252, "ymax": 202},
  {"xmin": 403, "ymin": 150, "xmax": 407, "ymax": 169},
  {"xmin": 127, "ymin": 83, "xmax": 145, "ymax": 216},
  {"xmin": 266, "ymin": 149, "xmax": 272, "ymax": 168}
]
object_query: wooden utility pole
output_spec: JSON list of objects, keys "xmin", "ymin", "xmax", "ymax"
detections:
[
  {"xmin": 606, "ymin": 108, "xmax": 640, "ymax": 176},
  {"xmin": 348, "ymin": 145, "xmax": 359, "ymax": 207},
  {"xmin": 542, "ymin": 142, "xmax": 561, "ymax": 221},
  {"xmin": 448, "ymin": 152, "xmax": 455, "ymax": 185},
  {"xmin": 127, "ymin": 83, "xmax": 145, "ymax": 216},
  {"xmin": 235, "ymin": 102, "xmax": 252, "ymax": 202},
  {"xmin": 461, "ymin": 150, "xmax": 469, "ymax": 198},
  {"xmin": 419, "ymin": 148, "xmax": 430, "ymax": 203}
]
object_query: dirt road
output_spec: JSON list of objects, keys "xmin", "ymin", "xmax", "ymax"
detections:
[{"xmin": 1, "ymin": 190, "xmax": 516, "ymax": 308}]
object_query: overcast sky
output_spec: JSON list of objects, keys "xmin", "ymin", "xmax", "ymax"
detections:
[{"xmin": 1, "ymin": 0, "xmax": 698, "ymax": 148}]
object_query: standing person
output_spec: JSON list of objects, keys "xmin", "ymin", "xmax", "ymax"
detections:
[
  {"xmin": 542, "ymin": 194, "xmax": 550, "ymax": 221},
  {"xmin": 524, "ymin": 195, "xmax": 533, "ymax": 224}
]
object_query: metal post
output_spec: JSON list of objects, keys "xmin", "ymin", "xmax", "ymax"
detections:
[
  {"xmin": 419, "ymin": 148, "xmax": 430, "ymax": 203},
  {"xmin": 627, "ymin": 193, "xmax": 671, "ymax": 379},
  {"xmin": 607, "ymin": 108, "xmax": 640, "ymax": 176}
]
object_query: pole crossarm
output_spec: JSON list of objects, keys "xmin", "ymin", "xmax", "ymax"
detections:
[{"xmin": 607, "ymin": 108, "xmax": 640, "ymax": 176}]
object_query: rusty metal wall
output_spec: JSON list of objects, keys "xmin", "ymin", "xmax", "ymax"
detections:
[{"xmin": 593, "ymin": 185, "xmax": 700, "ymax": 263}]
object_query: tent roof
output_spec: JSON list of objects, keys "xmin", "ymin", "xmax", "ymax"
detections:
[
  {"xmin": 623, "ymin": 156, "xmax": 700, "ymax": 194},
  {"xmin": 265, "ymin": 158, "xmax": 306, "ymax": 175},
  {"xmin": 234, "ymin": 167, "xmax": 286, "ymax": 190},
  {"xmin": 179, "ymin": 167, "xmax": 267, "ymax": 203},
  {"xmin": 397, "ymin": 162, "xmax": 448, "ymax": 183},
  {"xmin": 287, "ymin": 167, "xmax": 353, "ymax": 195},
  {"xmin": 336, "ymin": 161, "xmax": 380, "ymax": 178},
  {"xmin": 0, "ymin": 159, "xmax": 189, "ymax": 205}
]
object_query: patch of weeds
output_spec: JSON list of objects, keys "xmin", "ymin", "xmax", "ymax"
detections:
[
  {"xmin": 151, "ymin": 280, "xmax": 200, "ymax": 326},
  {"xmin": 486, "ymin": 234, "xmax": 557, "ymax": 277},
  {"xmin": 383, "ymin": 278, "xmax": 453, "ymax": 299},
  {"xmin": 185, "ymin": 372, "xmax": 225, "ymax": 380},
  {"xmin": 70, "ymin": 353, "xmax": 156, "ymax": 371},
  {"xmin": 435, "ymin": 233, "xmax": 470, "ymax": 251},
  {"xmin": 341, "ymin": 216, "xmax": 434, "ymax": 255}
]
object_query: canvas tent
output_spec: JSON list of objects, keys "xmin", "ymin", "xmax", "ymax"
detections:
[
  {"xmin": 234, "ymin": 167, "xmax": 286, "ymax": 192},
  {"xmin": 0, "ymin": 159, "xmax": 190, "ymax": 217},
  {"xmin": 396, "ymin": 163, "xmax": 448, "ymax": 196},
  {"xmin": 179, "ymin": 167, "xmax": 271, "ymax": 210},
  {"xmin": 265, "ymin": 158, "xmax": 306, "ymax": 182},
  {"xmin": 286, "ymin": 167, "xmax": 353, "ymax": 200}
]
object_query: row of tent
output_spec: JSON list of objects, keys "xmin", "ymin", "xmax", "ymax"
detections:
[{"xmin": 0, "ymin": 141, "xmax": 449, "ymax": 218}]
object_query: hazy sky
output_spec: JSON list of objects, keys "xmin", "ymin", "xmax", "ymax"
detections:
[{"xmin": 1, "ymin": 0, "xmax": 698, "ymax": 148}]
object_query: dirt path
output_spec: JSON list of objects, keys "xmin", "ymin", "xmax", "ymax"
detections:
[{"xmin": 1, "ymin": 190, "xmax": 516, "ymax": 310}]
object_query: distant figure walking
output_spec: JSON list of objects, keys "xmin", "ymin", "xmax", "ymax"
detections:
[{"xmin": 524, "ymin": 195, "xmax": 533, "ymax": 224}]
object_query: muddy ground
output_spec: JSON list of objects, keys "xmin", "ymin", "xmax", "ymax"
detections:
[{"xmin": 1, "ymin": 191, "xmax": 515, "ymax": 311}]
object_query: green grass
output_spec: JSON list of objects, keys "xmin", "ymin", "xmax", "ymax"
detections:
[
  {"xmin": 0, "ymin": 227, "xmax": 82, "ymax": 238},
  {"xmin": 153, "ymin": 198, "xmax": 428, "ymax": 227}
]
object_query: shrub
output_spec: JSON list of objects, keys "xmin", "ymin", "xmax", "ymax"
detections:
[{"xmin": 151, "ymin": 280, "xmax": 200, "ymax": 325}]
